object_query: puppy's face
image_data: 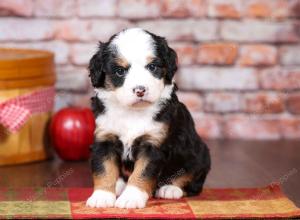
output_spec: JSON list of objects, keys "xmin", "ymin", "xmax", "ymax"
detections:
[{"xmin": 89, "ymin": 28, "xmax": 177, "ymax": 109}]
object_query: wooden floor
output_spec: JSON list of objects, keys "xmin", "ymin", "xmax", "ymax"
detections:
[{"xmin": 0, "ymin": 140, "xmax": 299, "ymax": 207}]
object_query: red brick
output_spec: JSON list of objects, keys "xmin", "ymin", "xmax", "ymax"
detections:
[
  {"xmin": 221, "ymin": 20, "xmax": 299, "ymax": 43},
  {"xmin": 208, "ymin": 0, "xmax": 242, "ymax": 18},
  {"xmin": 197, "ymin": 43, "xmax": 238, "ymax": 65},
  {"xmin": 224, "ymin": 116, "xmax": 281, "ymax": 140},
  {"xmin": 280, "ymin": 118, "xmax": 300, "ymax": 139},
  {"xmin": 208, "ymin": 0, "xmax": 296, "ymax": 19},
  {"xmin": 70, "ymin": 43, "xmax": 97, "ymax": 66},
  {"xmin": 286, "ymin": 93, "xmax": 300, "ymax": 114},
  {"xmin": 176, "ymin": 67, "xmax": 258, "ymax": 90},
  {"xmin": 280, "ymin": 46, "xmax": 300, "ymax": 66},
  {"xmin": 55, "ymin": 19, "xmax": 132, "ymax": 41},
  {"xmin": 34, "ymin": 0, "xmax": 75, "ymax": 17},
  {"xmin": 243, "ymin": 92, "xmax": 284, "ymax": 114},
  {"xmin": 0, "ymin": 0, "xmax": 33, "ymax": 16},
  {"xmin": 204, "ymin": 92, "xmax": 241, "ymax": 112},
  {"xmin": 162, "ymin": 0, "xmax": 206, "ymax": 17},
  {"xmin": 117, "ymin": 0, "xmax": 161, "ymax": 18},
  {"xmin": 177, "ymin": 91, "xmax": 203, "ymax": 112},
  {"xmin": 259, "ymin": 68, "xmax": 300, "ymax": 90},
  {"xmin": 0, "ymin": 18, "xmax": 54, "ymax": 41},
  {"xmin": 238, "ymin": 44, "xmax": 277, "ymax": 66},
  {"xmin": 245, "ymin": 0, "xmax": 289, "ymax": 18},
  {"xmin": 137, "ymin": 19, "xmax": 218, "ymax": 41},
  {"xmin": 169, "ymin": 43, "xmax": 197, "ymax": 66},
  {"xmin": 193, "ymin": 113, "xmax": 223, "ymax": 139},
  {"xmin": 246, "ymin": 1, "xmax": 272, "ymax": 18},
  {"xmin": 77, "ymin": 0, "xmax": 117, "ymax": 17}
]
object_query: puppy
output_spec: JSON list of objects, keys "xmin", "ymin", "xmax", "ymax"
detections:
[{"xmin": 86, "ymin": 28, "xmax": 211, "ymax": 209}]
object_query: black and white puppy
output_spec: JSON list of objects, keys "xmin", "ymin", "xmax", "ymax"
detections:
[{"xmin": 86, "ymin": 28, "xmax": 211, "ymax": 209}]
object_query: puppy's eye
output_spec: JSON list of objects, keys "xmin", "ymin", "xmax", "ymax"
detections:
[
  {"xmin": 147, "ymin": 64, "xmax": 156, "ymax": 72},
  {"xmin": 115, "ymin": 67, "xmax": 126, "ymax": 77}
]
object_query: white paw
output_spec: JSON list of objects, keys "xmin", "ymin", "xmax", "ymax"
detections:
[
  {"xmin": 86, "ymin": 189, "xmax": 116, "ymax": 208},
  {"xmin": 155, "ymin": 185, "xmax": 183, "ymax": 199},
  {"xmin": 115, "ymin": 185, "xmax": 148, "ymax": 209},
  {"xmin": 115, "ymin": 178, "xmax": 126, "ymax": 197}
]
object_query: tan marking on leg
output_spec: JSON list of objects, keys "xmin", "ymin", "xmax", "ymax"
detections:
[
  {"xmin": 172, "ymin": 173, "xmax": 193, "ymax": 188},
  {"xmin": 93, "ymin": 158, "xmax": 119, "ymax": 193},
  {"xmin": 127, "ymin": 157, "xmax": 155, "ymax": 196},
  {"xmin": 171, "ymin": 173, "xmax": 193, "ymax": 196}
]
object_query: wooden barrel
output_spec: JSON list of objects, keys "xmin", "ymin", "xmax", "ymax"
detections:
[{"xmin": 0, "ymin": 48, "xmax": 56, "ymax": 166}]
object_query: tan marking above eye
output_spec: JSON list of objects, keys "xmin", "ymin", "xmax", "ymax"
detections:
[
  {"xmin": 146, "ymin": 56, "xmax": 155, "ymax": 63},
  {"xmin": 115, "ymin": 57, "xmax": 129, "ymax": 68}
]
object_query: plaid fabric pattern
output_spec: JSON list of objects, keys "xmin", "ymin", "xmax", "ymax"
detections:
[
  {"xmin": 0, "ymin": 87, "xmax": 55, "ymax": 133},
  {"xmin": 0, "ymin": 185, "xmax": 299, "ymax": 219}
]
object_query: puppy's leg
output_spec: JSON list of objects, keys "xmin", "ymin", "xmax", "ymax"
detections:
[
  {"xmin": 115, "ymin": 144, "xmax": 162, "ymax": 209},
  {"xmin": 156, "ymin": 173, "xmax": 192, "ymax": 199},
  {"xmin": 183, "ymin": 169, "xmax": 210, "ymax": 196},
  {"xmin": 86, "ymin": 138, "xmax": 121, "ymax": 208}
]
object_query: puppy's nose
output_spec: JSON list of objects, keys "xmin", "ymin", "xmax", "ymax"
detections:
[{"xmin": 133, "ymin": 85, "xmax": 146, "ymax": 98}]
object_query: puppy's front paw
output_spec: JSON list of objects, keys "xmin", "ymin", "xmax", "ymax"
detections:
[
  {"xmin": 115, "ymin": 185, "xmax": 148, "ymax": 209},
  {"xmin": 155, "ymin": 185, "xmax": 183, "ymax": 199},
  {"xmin": 86, "ymin": 189, "xmax": 116, "ymax": 208}
]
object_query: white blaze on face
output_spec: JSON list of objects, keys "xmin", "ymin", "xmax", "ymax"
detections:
[{"xmin": 110, "ymin": 28, "xmax": 165, "ymax": 107}]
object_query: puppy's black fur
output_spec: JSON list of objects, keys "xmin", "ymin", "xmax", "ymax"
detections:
[
  {"xmin": 89, "ymin": 29, "xmax": 210, "ymax": 198},
  {"xmin": 155, "ymin": 89, "xmax": 211, "ymax": 195}
]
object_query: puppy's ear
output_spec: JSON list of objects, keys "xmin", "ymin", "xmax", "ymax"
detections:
[
  {"xmin": 89, "ymin": 42, "xmax": 106, "ymax": 88},
  {"xmin": 155, "ymin": 36, "xmax": 178, "ymax": 83},
  {"xmin": 165, "ymin": 46, "xmax": 178, "ymax": 82}
]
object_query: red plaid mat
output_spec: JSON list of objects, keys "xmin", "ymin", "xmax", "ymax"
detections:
[
  {"xmin": 0, "ymin": 87, "xmax": 54, "ymax": 133},
  {"xmin": 0, "ymin": 185, "xmax": 299, "ymax": 219}
]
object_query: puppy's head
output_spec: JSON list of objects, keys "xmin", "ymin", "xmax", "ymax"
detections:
[{"xmin": 89, "ymin": 28, "xmax": 177, "ymax": 109}]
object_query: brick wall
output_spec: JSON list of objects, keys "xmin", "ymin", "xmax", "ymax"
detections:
[{"xmin": 1, "ymin": 0, "xmax": 300, "ymax": 140}]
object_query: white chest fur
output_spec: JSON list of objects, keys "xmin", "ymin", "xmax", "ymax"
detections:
[{"xmin": 95, "ymin": 103, "xmax": 164, "ymax": 160}]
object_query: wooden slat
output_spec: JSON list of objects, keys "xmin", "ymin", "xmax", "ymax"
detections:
[
  {"xmin": 0, "ymin": 74, "xmax": 56, "ymax": 89},
  {"xmin": 0, "ymin": 48, "xmax": 54, "ymax": 80}
]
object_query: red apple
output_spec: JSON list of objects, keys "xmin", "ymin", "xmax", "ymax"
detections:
[{"xmin": 50, "ymin": 107, "xmax": 95, "ymax": 160}]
